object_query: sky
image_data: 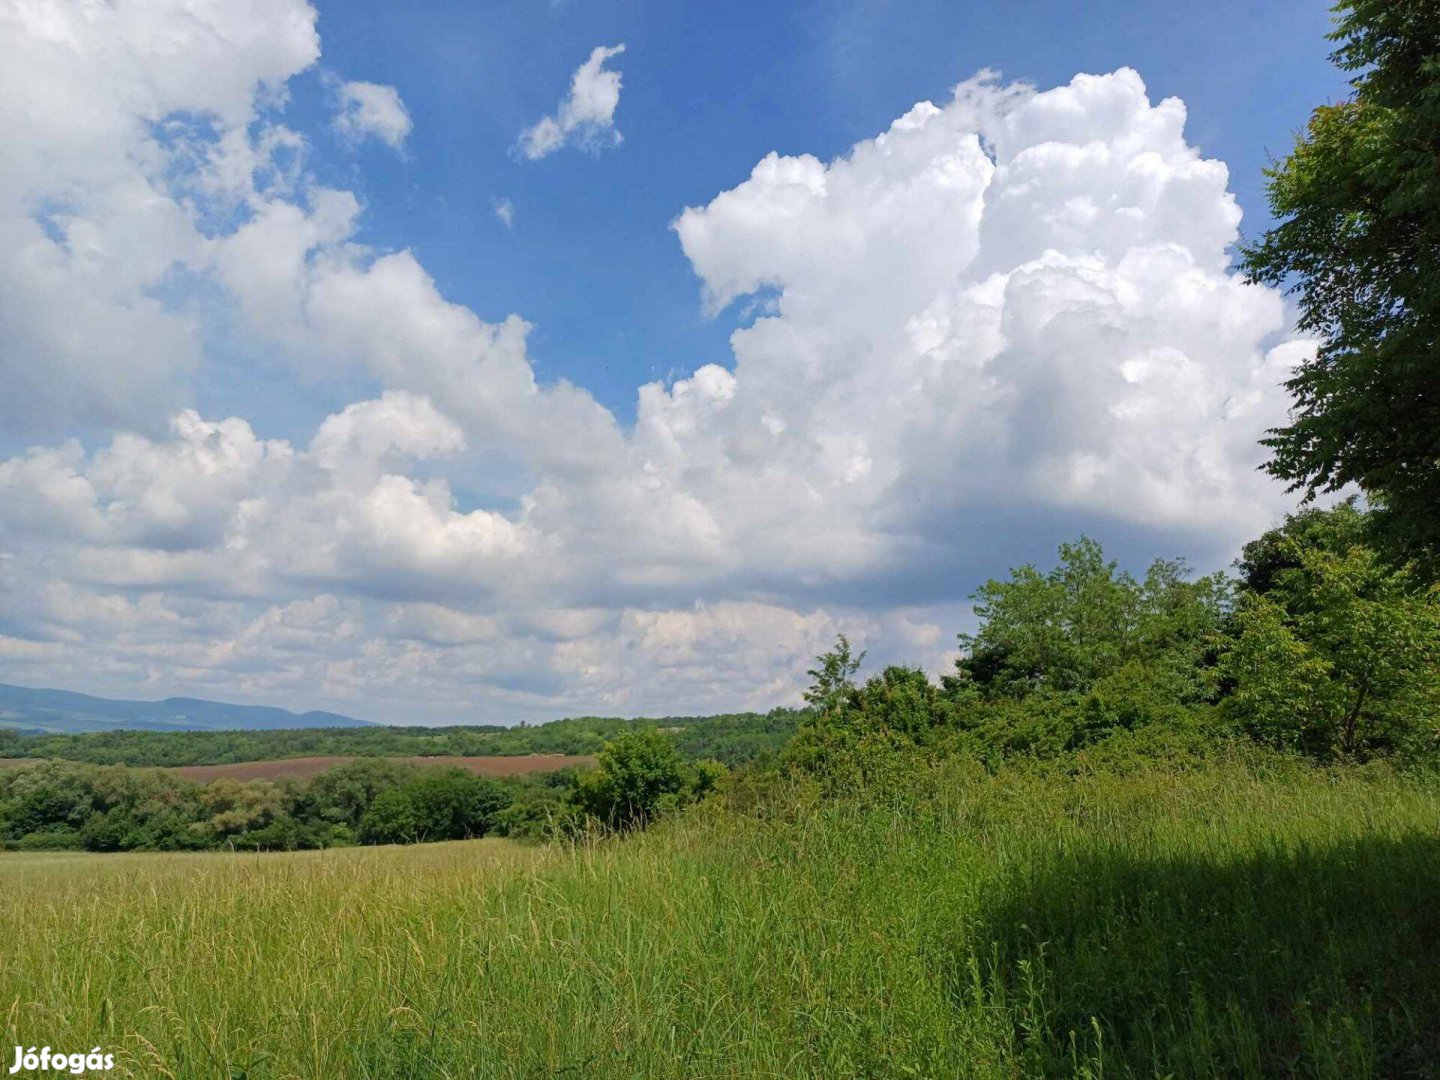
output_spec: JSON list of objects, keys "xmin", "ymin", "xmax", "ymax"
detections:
[{"xmin": 0, "ymin": 0, "xmax": 1351, "ymax": 724}]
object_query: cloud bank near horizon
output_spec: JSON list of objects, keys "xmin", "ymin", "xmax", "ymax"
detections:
[{"xmin": 0, "ymin": 0, "xmax": 1306, "ymax": 723}]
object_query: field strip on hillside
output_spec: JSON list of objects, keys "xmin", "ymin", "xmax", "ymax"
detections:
[{"xmin": 0, "ymin": 753, "xmax": 595, "ymax": 780}]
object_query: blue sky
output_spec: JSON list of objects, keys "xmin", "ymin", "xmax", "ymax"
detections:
[
  {"xmin": 0, "ymin": 0, "xmax": 1350, "ymax": 721},
  {"xmin": 204, "ymin": 0, "xmax": 1348, "ymax": 435}
]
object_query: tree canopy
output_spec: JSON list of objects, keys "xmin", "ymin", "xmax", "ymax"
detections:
[
  {"xmin": 1241, "ymin": 0, "xmax": 1440, "ymax": 568},
  {"xmin": 1223, "ymin": 504, "xmax": 1440, "ymax": 758},
  {"xmin": 956, "ymin": 537, "xmax": 1228, "ymax": 703}
]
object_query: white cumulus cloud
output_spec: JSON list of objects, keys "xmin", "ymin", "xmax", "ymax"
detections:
[
  {"xmin": 0, "ymin": 0, "xmax": 320, "ymax": 434},
  {"xmin": 333, "ymin": 79, "xmax": 412, "ymax": 150},
  {"xmin": 516, "ymin": 44, "xmax": 626, "ymax": 160},
  {"xmin": 0, "ymin": 0, "xmax": 1312, "ymax": 722}
]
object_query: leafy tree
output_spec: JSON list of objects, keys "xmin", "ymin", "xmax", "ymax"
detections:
[
  {"xmin": 0, "ymin": 762, "xmax": 97, "ymax": 835},
  {"xmin": 80, "ymin": 807, "xmax": 136, "ymax": 852},
  {"xmin": 957, "ymin": 538, "xmax": 1228, "ymax": 703},
  {"xmin": 1222, "ymin": 528, "xmax": 1440, "ymax": 758},
  {"xmin": 785, "ymin": 664, "xmax": 957, "ymax": 789},
  {"xmin": 803, "ymin": 635, "xmax": 865, "ymax": 714},
  {"xmin": 1234, "ymin": 498, "xmax": 1372, "ymax": 596},
  {"xmin": 309, "ymin": 759, "xmax": 421, "ymax": 828},
  {"xmin": 239, "ymin": 817, "xmax": 322, "ymax": 852},
  {"xmin": 358, "ymin": 788, "xmax": 422, "ymax": 845},
  {"xmin": 405, "ymin": 769, "xmax": 511, "ymax": 841},
  {"xmin": 1240, "ymin": 0, "xmax": 1440, "ymax": 568},
  {"xmin": 840, "ymin": 666, "xmax": 951, "ymax": 740},
  {"xmin": 570, "ymin": 730, "xmax": 715, "ymax": 831},
  {"xmin": 200, "ymin": 778, "xmax": 287, "ymax": 838}
]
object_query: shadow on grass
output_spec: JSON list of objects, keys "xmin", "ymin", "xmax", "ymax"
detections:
[{"xmin": 959, "ymin": 832, "xmax": 1440, "ymax": 1079}]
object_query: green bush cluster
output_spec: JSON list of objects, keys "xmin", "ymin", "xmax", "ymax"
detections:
[
  {"xmin": 786, "ymin": 502, "xmax": 1440, "ymax": 788},
  {"xmin": 569, "ymin": 730, "xmax": 727, "ymax": 831},
  {"xmin": 0, "ymin": 758, "xmax": 578, "ymax": 852}
]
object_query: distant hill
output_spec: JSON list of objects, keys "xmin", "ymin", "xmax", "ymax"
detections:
[
  {"xmin": 0, "ymin": 683, "xmax": 374, "ymax": 734},
  {"xmin": 0, "ymin": 707, "xmax": 803, "ymax": 768}
]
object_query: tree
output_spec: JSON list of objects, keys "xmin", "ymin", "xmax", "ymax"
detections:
[
  {"xmin": 1240, "ymin": 0, "xmax": 1440, "ymax": 568},
  {"xmin": 1234, "ymin": 498, "xmax": 1372, "ymax": 596},
  {"xmin": 405, "ymin": 770, "xmax": 511, "ymax": 841},
  {"xmin": 784, "ymin": 664, "xmax": 956, "ymax": 788},
  {"xmin": 804, "ymin": 635, "xmax": 865, "ymax": 714},
  {"xmin": 358, "ymin": 788, "xmax": 421, "ymax": 845},
  {"xmin": 308, "ymin": 759, "xmax": 419, "ymax": 828},
  {"xmin": 1222, "ymin": 526, "xmax": 1440, "ymax": 758},
  {"xmin": 956, "ymin": 538, "xmax": 1228, "ymax": 702},
  {"xmin": 570, "ymin": 730, "xmax": 705, "ymax": 831},
  {"xmin": 0, "ymin": 762, "xmax": 97, "ymax": 837},
  {"xmin": 200, "ymin": 778, "xmax": 286, "ymax": 838}
]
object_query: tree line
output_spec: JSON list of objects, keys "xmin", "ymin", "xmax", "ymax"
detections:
[
  {"xmin": 466, "ymin": 499, "xmax": 1440, "ymax": 836},
  {"xmin": 586, "ymin": 501, "xmax": 1440, "ymax": 829},
  {"xmin": 0, "ymin": 709, "xmax": 801, "ymax": 769},
  {"xmin": 782, "ymin": 501, "xmax": 1439, "ymax": 795},
  {"xmin": 0, "ymin": 759, "xmax": 579, "ymax": 852}
]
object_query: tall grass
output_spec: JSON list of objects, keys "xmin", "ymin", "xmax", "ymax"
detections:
[{"xmin": 2, "ymin": 754, "xmax": 1438, "ymax": 1078}]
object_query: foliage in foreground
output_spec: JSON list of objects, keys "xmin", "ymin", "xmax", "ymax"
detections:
[
  {"xmin": 1, "ymin": 754, "xmax": 1437, "ymax": 1078},
  {"xmin": 787, "ymin": 503, "xmax": 1440, "ymax": 789},
  {"xmin": 1241, "ymin": 0, "xmax": 1440, "ymax": 569}
]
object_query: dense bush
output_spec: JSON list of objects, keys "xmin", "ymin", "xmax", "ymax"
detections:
[
  {"xmin": 569, "ymin": 730, "xmax": 727, "ymax": 831},
  {"xmin": 0, "ymin": 759, "xmax": 563, "ymax": 852},
  {"xmin": 1222, "ymin": 504, "xmax": 1440, "ymax": 759},
  {"xmin": 786, "ymin": 505, "xmax": 1440, "ymax": 790}
]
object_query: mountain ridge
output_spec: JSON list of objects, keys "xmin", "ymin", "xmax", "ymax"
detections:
[{"xmin": 0, "ymin": 682, "xmax": 374, "ymax": 734}]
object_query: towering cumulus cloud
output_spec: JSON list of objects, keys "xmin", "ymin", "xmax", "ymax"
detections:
[
  {"xmin": 0, "ymin": 1, "xmax": 1307, "ymax": 721},
  {"xmin": 663, "ymin": 71, "xmax": 1302, "ymax": 567}
]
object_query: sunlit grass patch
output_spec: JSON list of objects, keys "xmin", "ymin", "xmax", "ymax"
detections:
[{"xmin": 1, "ymin": 758, "xmax": 1437, "ymax": 1078}]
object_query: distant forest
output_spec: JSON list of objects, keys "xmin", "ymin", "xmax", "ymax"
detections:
[{"xmin": 0, "ymin": 709, "xmax": 804, "ymax": 769}]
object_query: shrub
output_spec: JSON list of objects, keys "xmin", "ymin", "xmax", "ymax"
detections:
[
  {"xmin": 405, "ymin": 769, "xmax": 512, "ymax": 841},
  {"xmin": 14, "ymin": 828, "xmax": 81, "ymax": 851},
  {"xmin": 359, "ymin": 787, "xmax": 422, "ymax": 845},
  {"xmin": 571, "ymin": 730, "xmax": 724, "ymax": 831},
  {"xmin": 1221, "ymin": 542, "xmax": 1440, "ymax": 759}
]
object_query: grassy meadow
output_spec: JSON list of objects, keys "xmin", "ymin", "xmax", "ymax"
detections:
[{"xmin": 3, "ymin": 753, "xmax": 1439, "ymax": 1079}]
